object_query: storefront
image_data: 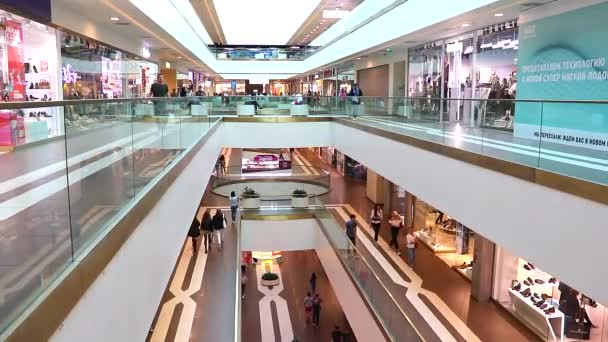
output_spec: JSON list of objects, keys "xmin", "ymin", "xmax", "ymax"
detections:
[
  {"xmin": 493, "ymin": 246, "xmax": 607, "ymax": 341},
  {"xmin": 407, "ymin": 20, "xmax": 519, "ymax": 128},
  {"xmin": 215, "ymin": 80, "xmax": 245, "ymax": 95},
  {"xmin": 0, "ymin": 9, "xmax": 61, "ymax": 148}
]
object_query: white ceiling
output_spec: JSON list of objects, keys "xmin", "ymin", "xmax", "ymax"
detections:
[{"xmin": 213, "ymin": 0, "xmax": 322, "ymax": 45}]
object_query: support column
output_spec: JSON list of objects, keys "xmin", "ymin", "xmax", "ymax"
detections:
[
  {"xmin": 471, "ymin": 233, "xmax": 496, "ymax": 301},
  {"xmin": 366, "ymin": 169, "xmax": 385, "ymax": 204}
]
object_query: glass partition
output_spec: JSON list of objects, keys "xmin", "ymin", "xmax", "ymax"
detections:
[{"xmin": 0, "ymin": 98, "xmax": 215, "ymax": 335}]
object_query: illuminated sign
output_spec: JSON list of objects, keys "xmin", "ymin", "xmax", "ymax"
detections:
[
  {"xmin": 140, "ymin": 47, "xmax": 151, "ymax": 59},
  {"xmin": 62, "ymin": 64, "xmax": 80, "ymax": 83}
]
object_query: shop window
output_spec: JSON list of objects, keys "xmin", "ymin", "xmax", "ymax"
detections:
[
  {"xmin": 493, "ymin": 246, "xmax": 607, "ymax": 341},
  {"xmin": 407, "ymin": 42, "xmax": 443, "ymax": 120}
]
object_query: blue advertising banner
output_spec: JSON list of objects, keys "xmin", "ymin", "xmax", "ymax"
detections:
[
  {"xmin": 0, "ymin": 0, "xmax": 52, "ymax": 22},
  {"xmin": 515, "ymin": 2, "xmax": 608, "ymax": 151}
]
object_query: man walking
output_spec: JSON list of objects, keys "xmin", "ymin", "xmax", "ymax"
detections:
[
  {"xmin": 345, "ymin": 214, "xmax": 357, "ymax": 255},
  {"xmin": 311, "ymin": 293, "xmax": 322, "ymax": 327},
  {"xmin": 150, "ymin": 74, "xmax": 169, "ymax": 115}
]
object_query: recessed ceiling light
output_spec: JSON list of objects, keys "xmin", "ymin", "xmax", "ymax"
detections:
[
  {"xmin": 110, "ymin": 17, "xmax": 120, "ymax": 21},
  {"xmin": 357, "ymin": 57, "xmax": 361, "ymax": 60},
  {"xmin": 315, "ymin": 26, "xmax": 319, "ymax": 28},
  {"xmin": 462, "ymin": 23, "xmax": 470, "ymax": 27},
  {"xmin": 494, "ymin": 13, "xmax": 504, "ymax": 17},
  {"xmin": 177, "ymin": 56, "xmax": 182, "ymax": 59}
]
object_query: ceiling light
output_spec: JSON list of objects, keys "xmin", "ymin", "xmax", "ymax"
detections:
[
  {"xmin": 110, "ymin": 17, "xmax": 120, "ymax": 21},
  {"xmin": 177, "ymin": 56, "xmax": 182, "ymax": 59},
  {"xmin": 315, "ymin": 26, "xmax": 319, "ymax": 28},
  {"xmin": 462, "ymin": 23, "xmax": 470, "ymax": 27},
  {"xmin": 357, "ymin": 57, "xmax": 361, "ymax": 60},
  {"xmin": 494, "ymin": 13, "xmax": 504, "ymax": 17}
]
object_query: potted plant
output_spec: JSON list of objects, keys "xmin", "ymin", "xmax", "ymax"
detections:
[
  {"xmin": 261, "ymin": 272, "xmax": 280, "ymax": 287},
  {"xmin": 291, "ymin": 188, "xmax": 309, "ymax": 208},
  {"xmin": 241, "ymin": 186, "xmax": 261, "ymax": 209}
]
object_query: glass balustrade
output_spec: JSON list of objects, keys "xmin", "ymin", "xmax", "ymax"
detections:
[{"xmin": 0, "ymin": 98, "xmax": 216, "ymax": 335}]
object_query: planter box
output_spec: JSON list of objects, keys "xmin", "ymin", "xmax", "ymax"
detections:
[
  {"xmin": 291, "ymin": 196, "xmax": 309, "ymax": 208},
  {"xmin": 261, "ymin": 278, "xmax": 280, "ymax": 287},
  {"xmin": 290, "ymin": 104, "xmax": 309, "ymax": 116},
  {"xmin": 242, "ymin": 196, "xmax": 261, "ymax": 209}
]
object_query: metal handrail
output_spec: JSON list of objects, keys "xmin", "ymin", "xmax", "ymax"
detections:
[
  {"xmin": 312, "ymin": 209, "xmax": 426, "ymax": 342},
  {"xmin": 3, "ymin": 96, "xmax": 608, "ymax": 110}
]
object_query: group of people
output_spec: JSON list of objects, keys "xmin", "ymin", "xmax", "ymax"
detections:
[
  {"xmin": 345, "ymin": 205, "xmax": 418, "ymax": 268},
  {"xmin": 149, "ymin": 74, "xmax": 205, "ymax": 98},
  {"xmin": 187, "ymin": 208, "xmax": 228, "ymax": 254},
  {"xmin": 304, "ymin": 273, "xmax": 323, "ymax": 327}
]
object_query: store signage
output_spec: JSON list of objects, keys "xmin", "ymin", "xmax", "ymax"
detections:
[
  {"xmin": 515, "ymin": 2, "xmax": 608, "ymax": 151},
  {"xmin": 230, "ymin": 80, "xmax": 236, "ymax": 91},
  {"xmin": 140, "ymin": 47, "xmax": 151, "ymax": 59},
  {"xmin": 62, "ymin": 64, "xmax": 80, "ymax": 83}
]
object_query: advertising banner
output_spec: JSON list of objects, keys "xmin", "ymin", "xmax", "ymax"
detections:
[
  {"xmin": 515, "ymin": 2, "xmax": 608, "ymax": 151},
  {"xmin": 5, "ymin": 20, "xmax": 25, "ymax": 101}
]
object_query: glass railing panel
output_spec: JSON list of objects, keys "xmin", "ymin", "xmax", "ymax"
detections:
[
  {"xmin": 538, "ymin": 102, "xmax": 608, "ymax": 185},
  {"xmin": 0, "ymin": 104, "xmax": 73, "ymax": 335},
  {"xmin": 481, "ymin": 99, "xmax": 542, "ymax": 168},
  {"xmin": 64, "ymin": 101, "xmax": 136, "ymax": 255}
]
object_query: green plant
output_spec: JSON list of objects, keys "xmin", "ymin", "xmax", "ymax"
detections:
[
  {"xmin": 292, "ymin": 188, "xmax": 308, "ymax": 197},
  {"xmin": 242, "ymin": 186, "xmax": 260, "ymax": 198},
  {"xmin": 261, "ymin": 272, "xmax": 279, "ymax": 281}
]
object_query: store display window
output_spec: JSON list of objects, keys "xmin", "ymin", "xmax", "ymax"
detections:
[
  {"xmin": 60, "ymin": 31, "xmax": 157, "ymax": 100},
  {"xmin": 444, "ymin": 35, "xmax": 474, "ymax": 122},
  {"xmin": 475, "ymin": 24, "xmax": 518, "ymax": 129},
  {"xmin": 493, "ymin": 246, "xmax": 607, "ymax": 341},
  {"xmin": 0, "ymin": 9, "xmax": 61, "ymax": 147},
  {"xmin": 413, "ymin": 198, "xmax": 475, "ymax": 279},
  {"xmin": 407, "ymin": 42, "xmax": 443, "ymax": 119}
]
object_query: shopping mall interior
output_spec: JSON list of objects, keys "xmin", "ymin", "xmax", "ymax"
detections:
[{"xmin": 0, "ymin": 0, "xmax": 606, "ymax": 341}]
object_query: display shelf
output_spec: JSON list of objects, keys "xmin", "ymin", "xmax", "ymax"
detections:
[
  {"xmin": 508, "ymin": 288, "xmax": 564, "ymax": 341},
  {"xmin": 415, "ymin": 231, "xmax": 456, "ymax": 253},
  {"xmin": 454, "ymin": 266, "xmax": 473, "ymax": 280}
]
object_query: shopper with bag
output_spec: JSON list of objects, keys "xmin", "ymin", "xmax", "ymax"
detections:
[
  {"xmin": 370, "ymin": 204, "xmax": 383, "ymax": 242},
  {"xmin": 201, "ymin": 209, "xmax": 213, "ymax": 254},
  {"xmin": 229, "ymin": 191, "xmax": 239, "ymax": 224},
  {"xmin": 212, "ymin": 209, "xmax": 227, "ymax": 251},
  {"xmin": 406, "ymin": 228, "xmax": 417, "ymax": 268},
  {"xmin": 388, "ymin": 211, "xmax": 403, "ymax": 255},
  {"xmin": 187, "ymin": 216, "xmax": 201, "ymax": 254}
]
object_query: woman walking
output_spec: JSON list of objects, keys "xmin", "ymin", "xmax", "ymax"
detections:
[
  {"xmin": 370, "ymin": 204, "xmax": 383, "ymax": 242},
  {"xmin": 187, "ymin": 216, "xmax": 201, "ymax": 254},
  {"xmin": 304, "ymin": 292, "xmax": 313, "ymax": 323},
  {"xmin": 229, "ymin": 191, "xmax": 239, "ymax": 224},
  {"xmin": 309, "ymin": 273, "xmax": 317, "ymax": 294},
  {"xmin": 201, "ymin": 209, "xmax": 213, "ymax": 253},
  {"xmin": 212, "ymin": 209, "xmax": 227, "ymax": 251},
  {"xmin": 388, "ymin": 211, "xmax": 403, "ymax": 255},
  {"xmin": 406, "ymin": 228, "xmax": 417, "ymax": 268}
]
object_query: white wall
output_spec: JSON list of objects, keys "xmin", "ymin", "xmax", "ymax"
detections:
[
  {"xmin": 241, "ymin": 219, "xmax": 319, "ymax": 251},
  {"xmin": 49, "ymin": 130, "xmax": 223, "ymax": 342},
  {"xmin": 216, "ymin": 122, "xmax": 332, "ymax": 148}
]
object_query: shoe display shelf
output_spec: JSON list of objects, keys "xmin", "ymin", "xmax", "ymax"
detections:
[{"xmin": 508, "ymin": 288, "xmax": 564, "ymax": 340}]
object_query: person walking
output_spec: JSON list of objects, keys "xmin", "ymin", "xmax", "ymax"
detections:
[
  {"xmin": 241, "ymin": 268, "xmax": 248, "ymax": 299},
  {"xmin": 201, "ymin": 209, "xmax": 213, "ymax": 253},
  {"xmin": 309, "ymin": 272, "xmax": 317, "ymax": 294},
  {"xmin": 150, "ymin": 74, "xmax": 169, "ymax": 98},
  {"xmin": 219, "ymin": 154, "xmax": 226, "ymax": 176},
  {"xmin": 348, "ymin": 83, "xmax": 363, "ymax": 117},
  {"xmin": 370, "ymin": 204, "xmax": 383, "ymax": 242},
  {"xmin": 388, "ymin": 211, "xmax": 403, "ymax": 255},
  {"xmin": 345, "ymin": 214, "xmax": 357, "ymax": 254},
  {"xmin": 406, "ymin": 228, "xmax": 417, "ymax": 268},
  {"xmin": 229, "ymin": 191, "xmax": 239, "ymax": 224},
  {"xmin": 331, "ymin": 325, "xmax": 343, "ymax": 342},
  {"xmin": 212, "ymin": 209, "xmax": 227, "ymax": 250},
  {"xmin": 311, "ymin": 293, "xmax": 322, "ymax": 327},
  {"xmin": 187, "ymin": 216, "xmax": 201, "ymax": 254},
  {"xmin": 304, "ymin": 292, "xmax": 313, "ymax": 323}
]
